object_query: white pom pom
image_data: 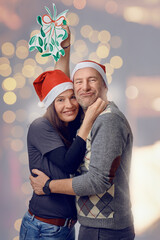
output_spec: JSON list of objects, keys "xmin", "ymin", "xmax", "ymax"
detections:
[{"xmin": 38, "ymin": 101, "xmax": 45, "ymax": 108}]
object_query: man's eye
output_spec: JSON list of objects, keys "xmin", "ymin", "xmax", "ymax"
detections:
[
  {"xmin": 75, "ymin": 80, "xmax": 82, "ymax": 84},
  {"xmin": 90, "ymin": 78, "xmax": 96, "ymax": 82}
]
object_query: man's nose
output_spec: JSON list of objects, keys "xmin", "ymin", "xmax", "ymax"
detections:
[{"xmin": 82, "ymin": 81, "xmax": 90, "ymax": 91}]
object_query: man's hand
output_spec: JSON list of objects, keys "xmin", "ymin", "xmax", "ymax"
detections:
[{"xmin": 30, "ymin": 169, "xmax": 49, "ymax": 195}]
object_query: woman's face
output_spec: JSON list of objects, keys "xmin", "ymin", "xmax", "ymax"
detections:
[{"xmin": 54, "ymin": 89, "xmax": 79, "ymax": 123}]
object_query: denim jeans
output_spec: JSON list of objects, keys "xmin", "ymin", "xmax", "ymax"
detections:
[
  {"xmin": 19, "ymin": 211, "xmax": 75, "ymax": 240},
  {"xmin": 78, "ymin": 225, "xmax": 135, "ymax": 240}
]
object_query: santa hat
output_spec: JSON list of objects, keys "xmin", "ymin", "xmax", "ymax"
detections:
[
  {"xmin": 71, "ymin": 60, "xmax": 107, "ymax": 86},
  {"xmin": 33, "ymin": 70, "xmax": 73, "ymax": 108}
]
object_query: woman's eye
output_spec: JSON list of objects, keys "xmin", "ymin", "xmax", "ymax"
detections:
[
  {"xmin": 71, "ymin": 95, "xmax": 76, "ymax": 99},
  {"xmin": 57, "ymin": 98, "xmax": 64, "ymax": 102}
]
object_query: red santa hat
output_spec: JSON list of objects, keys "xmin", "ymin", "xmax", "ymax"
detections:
[
  {"xmin": 71, "ymin": 60, "xmax": 107, "ymax": 86},
  {"xmin": 33, "ymin": 70, "xmax": 73, "ymax": 108}
]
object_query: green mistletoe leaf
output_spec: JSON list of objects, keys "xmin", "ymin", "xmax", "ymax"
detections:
[
  {"xmin": 56, "ymin": 41, "xmax": 59, "ymax": 46},
  {"xmin": 60, "ymin": 49, "xmax": 65, "ymax": 56},
  {"xmin": 37, "ymin": 16, "xmax": 43, "ymax": 26},
  {"xmin": 45, "ymin": 6, "xmax": 53, "ymax": 19},
  {"xmin": 58, "ymin": 34, "xmax": 63, "ymax": 38},
  {"xmin": 63, "ymin": 19, "xmax": 67, "ymax": 25},
  {"xmin": 38, "ymin": 37, "xmax": 43, "ymax": 46},
  {"xmin": 36, "ymin": 46, "xmax": 43, "ymax": 53},
  {"xmin": 44, "ymin": 43, "xmax": 48, "ymax": 51},
  {"xmin": 56, "ymin": 51, "xmax": 60, "ymax": 59},
  {"xmin": 41, "ymin": 28, "xmax": 45, "ymax": 37},
  {"xmin": 62, "ymin": 29, "xmax": 68, "ymax": 40},
  {"xmin": 41, "ymin": 53, "xmax": 52, "ymax": 57},
  {"xmin": 53, "ymin": 55, "xmax": 58, "ymax": 61},
  {"xmin": 29, "ymin": 46, "xmax": 36, "ymax": 52},
  {"xmin": 29, "ymin": 36, "xmax": 37, "ymax": 45},
  {"xmin": 49, "ymin": 44, "xmax": 53, "ymax": 52},
  {"xmin": 51, "ymin": 38, "xmax": 55, "ymax": 45}
]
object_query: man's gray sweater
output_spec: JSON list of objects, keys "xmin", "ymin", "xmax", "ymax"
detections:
[{"xmin": 72, "ymin": 101, "xmax": 134, "ymax": 229}]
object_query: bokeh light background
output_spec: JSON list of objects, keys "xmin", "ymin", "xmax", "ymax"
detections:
[{"xmin": 1, "ymin": 0, "xmax": 160, "ymax": 239}]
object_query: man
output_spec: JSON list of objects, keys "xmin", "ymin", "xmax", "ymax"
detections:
[{"xmin": 30, "ymin": 27, "xmax": 135, "ymax": 240}]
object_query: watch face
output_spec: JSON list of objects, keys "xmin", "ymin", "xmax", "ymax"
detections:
[
  {"xmin": 43, "ymin": 179, "xmax": 51, "ymax": 195},
  {"xmin": 43, "ymin": 186, "xmax": 50, "ymax": 195}
]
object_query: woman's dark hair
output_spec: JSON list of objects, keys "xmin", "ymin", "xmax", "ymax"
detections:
[{"xmin": 44, "ymin": 102, "xmax": 83, "ymax": 148}]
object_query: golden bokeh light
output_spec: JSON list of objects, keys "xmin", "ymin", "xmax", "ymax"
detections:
[
  {"xmin": 21, "ymin": 181, "xmax": 32, "ymax": 195},
  {"xmin": 123, "ymin": 7, "xmax": 145, "ymax": 23},
  {"xmin": 110, "ymin": 36, "xmax": 122, "ymax": 48},
  {"xmin": 0, "ymin": 64, "xmax": 12, "ymax": 77},
  {"xmin": 35, "ymin": 52, "xmax": 49, "ymax": 65},
  {"xmin": 3, "ymin": 111, "xmax": 16, "ymax": 124},
  {"xmin": 125, "ymin": 85, "xmax": 139, "ymax": 99},
  {"xmin": 0, "ymin": 58, "xmax": 10, "ymax": 76},
  {"xmin": 19, "ymin": 152, "xmax": 28, "ymax": 165},
  {"xmin": 16, "ymin": 109, "xmax": 27, "ymax": 122},
  {"xmin": 11, "ymin": 125, "xmax": 24, "ymax": 138},
  {"xmin": 1, "ymin": 42, "xmax": 15, "ymax": 57},
  {"xmin": 130, "ymin": 142, "xmax": 160, "ymax": 234},
  {"xmin": 74, "ymin": 40, "xmax": 88, "ymax": 56},
  {"xmin": 110, "ymin": 56, "xmax": 123, "ymax": 69},
  {"xmin": 24, "ymin": 58, "xmax": 37, "ymax": 67},
  {"xmin": 88, "ymin": 52, "xmax": 101, "ymax": 63},
  {"xmin": 152, "ymin": 97, "xmax": 160, "ymax": 111},
  {"xmin": 71, "ymin": 52, "xmax": 83, "ymax": 64},
  {"xmin": 32, "ymin": 66, "xmax": 43, "ymax": 80},
  {"xmin": 2, "ymin": 77, "xmax": 17, "ymax": 91},
  {"xmin": 67, "ymin": 12, "xmax": 79, "ymax": 26},
  {"xmin": 14, "ymin": 73, "xmax": 26, "ymax": 88},
  {"xmin": 73, "ymin": 0, "xmax": 86, "ymax": 10},
  {"xmin": 19, "ymin": 86, "xmax": 32, "ymax": 99},
  {"xmin": 14, "ymin": 218, "xmax": 22, "ymax": 232},
  {"xmin": 105, "ymin": 0, "xmax": 118, "ymax": 14},
  {"xmin": 30, "ymin": 30, "xmax": 40, "ymax": 38},
  {"xmin": 22, "ymin": 65, "xmax": 35, "ymax": 78},
  {"xmin": 16, "ymin": 40, "xmax": 28, "ymax": 48},
  {"xmin": 16, "ymin": 46, "xmax": 29, "ymax": 59},
  {"xmin": 3, "ymin": 92, "xmax": 17, "ymax": 105},
  {"xmin": 98, "ymin": 30, "xmax": 111, "ymax": 43},
  {"xmin": 96, "ymin": 44, "xmax": 110, "ymax": 59},
  {"xmin": 89, "ymin": 30, "xmax": 99, "ymax": 43},
  {"xmin": 104, "ymin": 63, "xmax": 114, "ymax": 76},
  {"xmin": 80, "ymin": 25, "xmax": 93, "ymax": 38},
  {"xmin": 11, "ymin": 139, "xmax": 24, "ymax": 152},
  {"xmin": 0, "ymin": 57, "xmax": 10, "ymax": 65}
]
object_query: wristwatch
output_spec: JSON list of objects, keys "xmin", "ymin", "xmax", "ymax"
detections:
[{"xmin": 43, "ymin": 179, "xmax": 52, "ymax": 195}]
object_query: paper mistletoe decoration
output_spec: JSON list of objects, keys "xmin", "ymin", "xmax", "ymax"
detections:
[{"xmin": 29, "ymin": 3, "xmax": 68, "ymax": 61}]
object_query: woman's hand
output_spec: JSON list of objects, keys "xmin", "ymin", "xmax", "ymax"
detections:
[
  {"xmin": 30, "ymin": 169, "xmax": 49, "ymax": 195},
  {"xmin": 78, "ymin": 98, "xmax": 107, "ymax": 141},
  {"xmin": 60, "ymin": 24, "xmax": 71, "ymax": 49}
]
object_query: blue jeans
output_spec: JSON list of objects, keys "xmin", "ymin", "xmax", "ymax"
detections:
[
  {"xmin": 78, "ymin": 225, "xmax": 135, "ymax": 240},
  {"xmin": 20, "ymin": 211, "xmax": 75, "ymax": 240}
]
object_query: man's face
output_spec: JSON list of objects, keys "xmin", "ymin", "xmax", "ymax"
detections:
[{"xmin": 73, "ymin": 67, "xmax": 107, "ymax": 109}]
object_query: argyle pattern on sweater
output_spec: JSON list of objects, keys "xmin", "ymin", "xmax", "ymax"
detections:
[{"xmin": 76, "ymin": 107, "xmax": 115, "ymax": 219}]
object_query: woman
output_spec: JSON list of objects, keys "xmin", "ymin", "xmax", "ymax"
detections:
[{"xmin": 20, "ymin": 69, "xmax": 105, "ymax": 240}]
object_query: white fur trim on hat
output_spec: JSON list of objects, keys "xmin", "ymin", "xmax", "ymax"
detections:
[
  {"xmin": 71, "ymin": 61, "xmax": 107, "ymax": 86},
  {"xmin": 41, "ymin": 82, "xmax": 73, "ymax": 108}
]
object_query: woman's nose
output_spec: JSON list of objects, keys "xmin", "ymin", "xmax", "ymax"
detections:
[{"xmin": 65, "ymin": 99, "xmax": 73, "ymax": 108}]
